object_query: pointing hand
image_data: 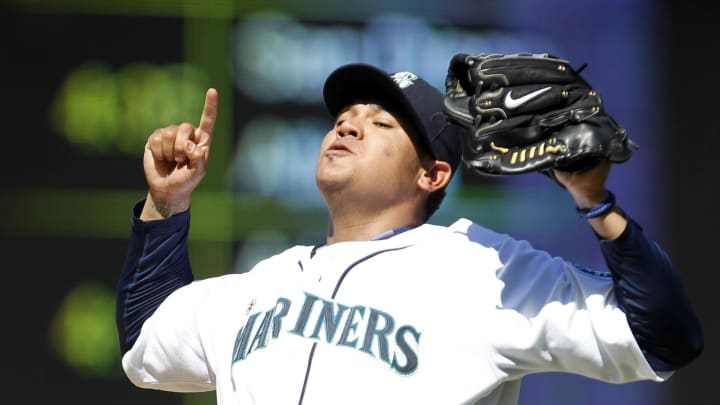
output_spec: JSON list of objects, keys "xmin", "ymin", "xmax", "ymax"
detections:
[{"xmin": 140, "ymin": 88, "xmax": 218, "ymax": 219}]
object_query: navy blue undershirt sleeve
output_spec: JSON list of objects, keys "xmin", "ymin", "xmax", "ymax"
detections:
[
  {"xmin": 115, "ymin": 199, "xmax": 195, "ymax": 354},
  {"xmin": 601, "ymin": 216, "xmax": 703, "ymax": 371}
]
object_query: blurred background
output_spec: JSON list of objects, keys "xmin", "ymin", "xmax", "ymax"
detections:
[{"xmin": 0, "ymin": 0, "xmax": 714, "ymax": 404}]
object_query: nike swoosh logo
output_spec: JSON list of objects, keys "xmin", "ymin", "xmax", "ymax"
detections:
[{"xmin": 504, "ymin": 86, "xmax": 552, "ymax": 109}]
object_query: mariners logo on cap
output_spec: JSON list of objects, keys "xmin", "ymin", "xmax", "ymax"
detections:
[{"xmin": 391, "ymin": 72, "xmax": 419, "ymax": 89}]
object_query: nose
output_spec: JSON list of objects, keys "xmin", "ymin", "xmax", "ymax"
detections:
[{"xmin": 336, "ymin": 118, "xmax": 363, "ymax": 139}]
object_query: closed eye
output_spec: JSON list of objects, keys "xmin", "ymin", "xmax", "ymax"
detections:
[{"xmin": 374, "ymin": 121, "xmax": 393, "ymax": 129}]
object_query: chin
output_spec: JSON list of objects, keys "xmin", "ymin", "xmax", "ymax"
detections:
[
  {"xmin": 316, "ymin": 175, "xmax": 347, "ymax": 195},
  {"xmin": 316, "ymin": 163, "xmax": 352, "ymax": 187}
]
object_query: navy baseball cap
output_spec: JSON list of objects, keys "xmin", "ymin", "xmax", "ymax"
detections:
[{"xmin": 322, "ymin": 63, "xmax": 463, "ymax": 173}]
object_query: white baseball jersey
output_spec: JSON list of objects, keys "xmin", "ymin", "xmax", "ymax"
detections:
[{"xmin": 122, "ymin": 218, "xmax": 668, "ymax": 404}]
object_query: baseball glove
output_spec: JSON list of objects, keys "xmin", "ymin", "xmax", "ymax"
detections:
[{"xmin": 442, "ymin": 53, "xmax": 638, "ymax": 175}]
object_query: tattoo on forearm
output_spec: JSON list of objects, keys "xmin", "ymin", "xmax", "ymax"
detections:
[{"xmin": 152, "ymin": 200, "xmax": 174, "ymax": 218}]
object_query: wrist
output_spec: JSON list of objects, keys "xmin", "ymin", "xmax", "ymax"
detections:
[
  {"xmin": 142, "ymin": 192, "xmax": 190, "ymax": 220},
  {"xmin": 576, "ymin": 190, "xmax": 616, "ymax": 219}
]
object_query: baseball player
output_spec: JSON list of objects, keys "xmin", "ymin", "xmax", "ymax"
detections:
[{"xmin": 116, "ymin": 62, "xmax": 703, "ymax": 405}]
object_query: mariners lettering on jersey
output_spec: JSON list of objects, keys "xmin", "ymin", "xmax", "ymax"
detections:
[{"xmin": 231, "ymin": 292, "xmax": 421, "ymax": 374}]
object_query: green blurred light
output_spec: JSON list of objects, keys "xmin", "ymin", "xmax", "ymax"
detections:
[
  {"xmin": 49, "ymin": 282, "xmax": 120, "ymax": 377},
  {"xmin": 51, "ymin": 62, "xmax": 210, "ymax": 155},
  {"xmin": 51, "ymin": 63, "xmax": 120, "ymax": 152}
]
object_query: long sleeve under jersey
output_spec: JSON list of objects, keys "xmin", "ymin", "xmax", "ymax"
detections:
[
  {"xmin": 115, "ymin": 199, "xmax": 703, "ymax": 371},
  {"xmin": 115, "ymin": 200, "xmax": 194, "ymax": 354}
]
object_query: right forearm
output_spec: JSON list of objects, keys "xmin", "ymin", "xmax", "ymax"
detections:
[{"xmin": 116, "ymin": 199, "xmax": 194, "ymax": 353}]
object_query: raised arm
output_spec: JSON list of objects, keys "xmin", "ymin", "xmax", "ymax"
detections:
[
  {"xmin": 116, "ymin": 89, "xmax": 218, "ymax": 353},
  {"xmin": 553, "ymin": 161, "xmax": 704, "ymax": 371}
]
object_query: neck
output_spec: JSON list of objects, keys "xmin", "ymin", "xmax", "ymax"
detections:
[
  {"xmin": 325, "ymin": 205, "xmax": 424, "ymax": 245},
  {"xmin": 321, "ymin": 183, "xmax": 428, "ymax": 244}
]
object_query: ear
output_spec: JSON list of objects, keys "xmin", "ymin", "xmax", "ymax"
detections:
[{"xmin": 417, "ymin": 160, "xmax": 453, "ymax": 192}]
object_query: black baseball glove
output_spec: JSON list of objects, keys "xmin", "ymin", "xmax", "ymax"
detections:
[{"xmin": 442, "ymin": 53, "xmax": 638, "ymax": 175}]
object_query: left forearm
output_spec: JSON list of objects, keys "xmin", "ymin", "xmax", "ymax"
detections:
[{"xmin": 601, "ymin": 217, "xmax": 704, "ymax": 371}]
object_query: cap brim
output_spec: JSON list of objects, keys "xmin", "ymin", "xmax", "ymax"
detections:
[{"xmin": 322, "ymin": 64, "xmax": 430, "ymax": 156}]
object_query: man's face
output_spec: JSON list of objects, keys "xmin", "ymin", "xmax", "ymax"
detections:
[{"xmin": 315, "ymin": 103, "xmax": 426, "ymax": 207}]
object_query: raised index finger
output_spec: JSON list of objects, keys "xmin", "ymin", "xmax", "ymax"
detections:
[{"xmin": 198, "ymin": 88, "xmax": 218, "ymax": 138}]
